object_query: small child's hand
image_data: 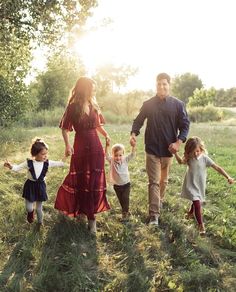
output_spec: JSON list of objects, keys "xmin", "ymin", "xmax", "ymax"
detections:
[
  {"xmin": 65, "ymin": 145, "xmax": 74, "ymax": 157},
  {"xmin": 61, "ymin": 156, "xmax": 70, "ymax": 167},
  {"xmin": 61, "ymin": 156, "xmax": 67, "ymax": 163},
  {"xmin": 227, "ymin": 177, "xmax": 234, "ymax": 184},
  {"xmin": 130, "ymin": 136, "xmax": 136, "ymax": 147},
  {"xmin": 105, "ymin": 136, "xmax": 111, "ymax": 146},
  {"xmin": 4, "ymin": 160, "xmax": 12, "ymax": 169},
  {"xmin": 131, "ymin": 145, "xmax": 136, "ymax": 154}
]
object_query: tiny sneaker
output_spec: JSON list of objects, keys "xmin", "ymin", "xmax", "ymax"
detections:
[
  {"xmin": 148, "ymin": 216, "xmax": 159, "ymax": 227},
  {"xmin": 198, "ymin": 224, "xmax": 206, "ymax": 236},
  {"xmin": 27, "ymin": 210, "xmax": 34, "ymax": 223},
  {"xmin": 121, "ymin": 212, "xmax": 131, "ymax": 223}
]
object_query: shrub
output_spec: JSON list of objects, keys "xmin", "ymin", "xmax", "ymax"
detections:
[
  {"xmin": 10, "ymin": 107, "xmax": 134, "ymax": 128},
  {"xmin": 102, "ymin": 111, "xmax": 134, "ymax": 124},
  {"xmin": 19, "ymin": 107, "xmax": 64, "ymax": 127},
  {"xmin": 0, "ymin": 76, "xmax": 29, "ymax": 127},
  {"xmin": 188, "ymin": 104, "xmax": 223, "ymax": 122}
]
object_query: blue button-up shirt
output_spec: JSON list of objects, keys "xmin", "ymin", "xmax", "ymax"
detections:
[{"xmin": 131, "ymin": 95, "xmax": 190, "ymax": 157}]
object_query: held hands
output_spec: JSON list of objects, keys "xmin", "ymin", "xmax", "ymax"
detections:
[
  {"xmin": 61, "ymin": 156, "xmax": 70, "ymax": 167},
  {"xmin": 105, "ymin": 135, "xmax": 111, "ymax": 146},
  {"xmin": 168, "ymin": 140, "xmax": 182, "ymax": 154},
  {"xmin": 61, "ymin": 156, "xmax": 68, "ymax": 163},
  {"xmin": 130, "ymin": 135, "xmax": 136, "ymax": 147},
  {"xmin": 227, "ymin": 177, "xmax": 234, "ymax": 184},
  {"xmin": 65, "ymin": 144, "xmax": 74, "ymax": 157}
]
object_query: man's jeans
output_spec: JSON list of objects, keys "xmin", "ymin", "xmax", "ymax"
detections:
[{"xmin": 146, "ymin": 153, "xmax": 173, "ymax": 217}]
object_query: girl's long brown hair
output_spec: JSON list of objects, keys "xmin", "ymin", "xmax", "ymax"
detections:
[
  {"xmin": 184, "ymin": 136, "xmax": 207, "ymax": 163},
  {"xmin": 68, "ymin": 77, "xmax": 100, "ymax": 120}
]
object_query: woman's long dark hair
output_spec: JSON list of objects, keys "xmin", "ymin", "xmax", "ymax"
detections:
[{"xmin": 68, "ymin": 77, "xmax": 100, "ymax": 120}]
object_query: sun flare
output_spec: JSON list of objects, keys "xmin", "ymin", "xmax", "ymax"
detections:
[{"xmin": 72, "ymin": 29, "xmax": 118, "ymax": 74}]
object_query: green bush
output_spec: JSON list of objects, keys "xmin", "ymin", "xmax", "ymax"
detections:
[
  {"xmin": 188, "ymin": 104, "xmax": 223, "ymax": 122},
  {"xmin": 102, "ymin": 111, "xmax": 134, "ymax": 124},
  {"xmin": 19, "ymin": 107, "xmax": 64, "ymax": 127},
  {"xmin": 8, "ymin": 107, "xmax": 133, "ymax": 128},
  {"xmin": 0, "ymin": 76, "xmax": 29, "ymax": 127}
]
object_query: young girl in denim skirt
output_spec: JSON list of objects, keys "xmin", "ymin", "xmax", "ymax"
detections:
[{"xmin": 4, "ymin": 138, "xmax": 66, "ymax": 227}]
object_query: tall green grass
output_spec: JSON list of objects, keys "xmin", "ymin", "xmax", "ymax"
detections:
[
  {"xmin": 0, "ymin": 123, "xmax": 235, "ymax": 291},
  {"xmin": 18, "ymin": 107, "xmax": 65, "ymax": 128}
]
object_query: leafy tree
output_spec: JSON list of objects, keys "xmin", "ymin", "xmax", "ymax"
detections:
[
  {"xmin": 0, "ymin": 75, "xmax": 28, "ymax": 126},
  {"xmin": 93, "ymin": 64, "xmax": 138, "ymax": 98},
  {"xmin": 122, "ymin": 90, "xmax": 150, "ymax": 116},
  {"xmin": 214, "ymin": 88, "xmax": 226, "ymax": 107},
  {"xmin": 223, "ymin": 88, "xmax": 236, "ymax": 107},
  {"xmin": 172, "ymin": 73, "xmax": 203, "ymax": 104},
  {"xmin": 100, "ymin": 90, "xmax": 144, "ymax": 116},
  {"xmin": 206, "ymin": 87, "xmax": 236, "ymax": 107},
  {"xmin": 0, "ymin": 0, "xmax": 98, "ymax": 125},
  {"xmin": 0, "ymin": 0, "xmax": 98, "ymax": 44},
  {"xmin": 188, "ymin": 87, "xmax": 216, "ymax": 107},
  {"xmin": 1, "ymin": 0, "xmax": 97, "ymax": 79},
  {"xmin": 29, "ymin": 52, "xmax": 86, "ymax": 110}
]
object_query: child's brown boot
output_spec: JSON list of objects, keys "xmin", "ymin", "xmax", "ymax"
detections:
[
  {"xmin": 27, "ymin": 210, "xmax": 34, "ymax": 223},
  {"xmin": 121, "ymin": 212, "xmax": 131, "ymax": 223}
]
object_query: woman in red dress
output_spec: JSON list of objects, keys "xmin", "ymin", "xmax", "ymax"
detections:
[{"xmin": 55, "ymin": 77, "xmax": 111, "ymax": 233}]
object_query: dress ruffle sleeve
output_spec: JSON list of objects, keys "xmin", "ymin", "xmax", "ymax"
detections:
[{"xmin": 59, "ymin": 104, "xmax": 73, "ymax": 131}]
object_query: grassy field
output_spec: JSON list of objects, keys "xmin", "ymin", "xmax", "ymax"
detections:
[{"xmin": 0, "ymin": 122, "xmax": 236, "ymax": 292}]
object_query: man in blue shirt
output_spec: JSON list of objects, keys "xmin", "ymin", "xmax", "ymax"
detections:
[{"xmin": 130, "ymin": 73, "xmax": 190, "ymax": 226}]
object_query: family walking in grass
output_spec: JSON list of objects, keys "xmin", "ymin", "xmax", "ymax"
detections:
[{"xmin": 3, "ymin": 73, "xmax": 234, "ymax": 236}]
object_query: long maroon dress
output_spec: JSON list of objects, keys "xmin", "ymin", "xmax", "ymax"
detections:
[{"xmin": 54, "ymin": 103, "xmax": 110, "ymax": 219}]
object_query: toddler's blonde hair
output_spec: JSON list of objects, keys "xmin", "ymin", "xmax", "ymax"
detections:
[{"xmin": 111, "ymin": 143, "xmax": 125, "ymax": 155}]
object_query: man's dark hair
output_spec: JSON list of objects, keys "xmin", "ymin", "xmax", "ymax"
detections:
[{"xmin": 156, "ymin": 73, "xmax": 171, "ymax": 84}]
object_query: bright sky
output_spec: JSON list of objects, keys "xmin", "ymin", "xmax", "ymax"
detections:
[{"xmin": 72, "ymin": 0, "xmax": 236, "ymax": 91}]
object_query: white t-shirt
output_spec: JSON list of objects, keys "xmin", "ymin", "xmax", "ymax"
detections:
[{"xmin": 105, "ymin": 153, "xmax": 135, "ymax": 186}]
